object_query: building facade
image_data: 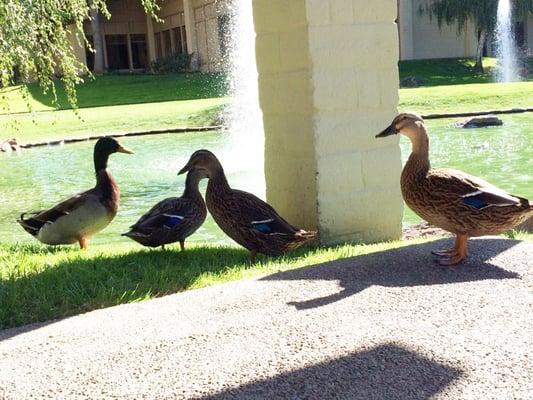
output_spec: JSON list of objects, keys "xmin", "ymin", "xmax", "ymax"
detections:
[
  {"xmin": 73, "ymin": 0, "xmax": 532, "ymax": 74},
  {"xmin": 398, "ymin": 0, "xmax": 533, "ymax": 60},
  {"xmin": 79, "ymin": 0, "xmax": 231, "ymax": 73}
]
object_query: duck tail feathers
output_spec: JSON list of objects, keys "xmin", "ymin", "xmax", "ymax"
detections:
[
  {"xmin": 17, "ymin": 213, "xmax": 43, "ymax": 236},
  {"xmin": 295, "ymin": 229, "xmax": 319, "ymax": 242}
]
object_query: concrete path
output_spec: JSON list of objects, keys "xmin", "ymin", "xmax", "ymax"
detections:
[{"xmin": 0, "ymin": 238, "xmax": 532, "ymax": 399}]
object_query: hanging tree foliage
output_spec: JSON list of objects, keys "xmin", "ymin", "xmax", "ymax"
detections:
[
  {"xmin": 420, "ymin": 0, "xmax": 533, "ymax": 73},
  {"xmin": 0, "ymin": 0, "xmax": 158, "ymax": 109}
]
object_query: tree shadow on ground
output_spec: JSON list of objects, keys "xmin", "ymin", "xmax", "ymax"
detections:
[
  {"xmin": 199, "ymin": 343, "xmax": 463, "ymax": 400},
  {"xmin": 261, "ymin": 238, "xmax": 522, "ymax": 310}
]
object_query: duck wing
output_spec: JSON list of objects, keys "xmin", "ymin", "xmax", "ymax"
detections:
[
  {"xmin": 427, "ymin": 168, "xmax": 524, "ymax": 210},
  {"xmin": 18, "ymin": 191, "xmax": 93, "ymax": 234},
  {"xmin": 127, "ymin": 197, "xmax": 197, "ymax": 235},
  {"xmin": 224, "ymin": 189, "xmax": 299, "ymax": 235}
]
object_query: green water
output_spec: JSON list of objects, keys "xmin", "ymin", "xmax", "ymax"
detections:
[{"xmin": 0, "ymin": 114, "xmax": 531, "ymax": 245}]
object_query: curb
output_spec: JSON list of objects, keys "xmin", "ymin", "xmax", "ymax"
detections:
[{"xmin": 19, "ymin": 126, "xmax": 224, "ymax": 149}]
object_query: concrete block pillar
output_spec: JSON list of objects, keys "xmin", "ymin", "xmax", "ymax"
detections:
[
  {"xmin": 183, "ymin": 0, "xmax": 199, "ymax": 70},
  {"xmin": 253, "ymin": 0, "xmax": 403, "ymax": 244},
  {"xmin": 146, "ymin": 14, "xmax": 157, "ymax": 64}
]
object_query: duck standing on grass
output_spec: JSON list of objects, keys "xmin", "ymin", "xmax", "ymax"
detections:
[
  {"xmin": 178, "ymin": 150, "xmax": 318, "ymax": 262},
  {"xmin": 18, "ymin": 137, "xmax": 134, "ymax": 249},
  {"xmin": 123, "ymin": 168, "xmax": 207, "ymax": 250},
  {"xmin": 376, "ymin": 113, "xmax": 533, "ymax": 266}
]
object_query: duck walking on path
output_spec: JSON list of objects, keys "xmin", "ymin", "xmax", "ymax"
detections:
[
  {"xmin": 18, "ymin": 137, "xmax": 134, "ymax": 249},
  {"xmin": 123, "ymin": 168, "xmax": 207, "ymax": 250},
  {"xmin": 178, "ymin": 150, "xmax": 318, "ymax": 262},
  {"xmin": 377, "ymin": 113, "xmax": 533, "ymax": 266}
]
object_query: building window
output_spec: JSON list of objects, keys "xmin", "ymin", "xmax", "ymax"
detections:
[
  {"xmin": 155, "ymin": 31, "xmax": 162, "ymax": 60},
  {"xmin": 130, "ymin": 34, "xmax": 147, "ymax": 69},
  {"xmin": 163, "ymin": 30, "xmax": 172, "ymax": 57},
  {"xmin": 217, "ymin": 14, "xmax": 232, "ymax": 58},
  {"xmin": 105, "ymin": 34, "xmax": 129, "ymax": 70}
]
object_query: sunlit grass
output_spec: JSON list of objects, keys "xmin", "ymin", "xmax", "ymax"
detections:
[
  {"xmin": 0, "ymin": 97, "xmax": 228, "ymax": 143},
  {"xmin": 399, "ymin": 81, "xmax": 533, "ymax": 115},
  {"xmin": 1, "ymin": 73, "xmax": 228, "ymax": 114},
  {"xmin": 2, "ymin": 233, "xmax": 531, "ymax": 330},
  {"xmin": 0, "ymin": 240, "xmax": 421, "ymax": 329}
]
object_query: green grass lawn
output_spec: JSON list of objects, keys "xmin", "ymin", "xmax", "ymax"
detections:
[
  {"xmin": 399, "ymin": 81, "xmax": 533, "ymax": 115},
  {"xmin": 1, "ymin": 232, "xmax": 531, "ymax": 330},
  {"xmin": 1, "ymin": 97, "xmax": 228, "ymax": 144},
  {"xmin": 399, "ymin": 57, "xmax": 499, "ymax": 86},
  {"xmin": 0, "ymin": 240, "xmax": 418, "ymax": 329},
  {"xmin": 1, "ymin": 73, "xmax": 230, "ymax": 144},
  {"xmin": 2, "ymin": 73, "xmax": 228, "ymax": 113},
  {"xmin": 2, "ymin": 59, "xmax": 532, "ymax": 143}
]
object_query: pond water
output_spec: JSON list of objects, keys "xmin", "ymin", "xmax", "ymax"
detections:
[{"xmin": 0, "ymin": 114, "xmax": 531, "ymax": 245}]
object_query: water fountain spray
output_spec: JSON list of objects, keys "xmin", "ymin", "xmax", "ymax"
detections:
[{"xmin": 495, "ymin": 0, "xmax": 520, "ymax": 82}]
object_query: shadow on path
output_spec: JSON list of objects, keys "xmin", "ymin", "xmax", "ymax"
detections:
[
  {"xmin": 199, "ymin": 343, "xmax": 463, "ymax": 400},
  {"xmin": 262, "ymin": 238, "xmax": 522, "ymax": 310}
]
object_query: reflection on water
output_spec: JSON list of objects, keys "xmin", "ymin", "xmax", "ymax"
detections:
[{"xmin": 0, "ymin": 114, "xmax": 531, "ymax": 245}]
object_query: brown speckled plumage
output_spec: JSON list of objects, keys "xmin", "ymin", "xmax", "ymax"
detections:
[
  {"xmin": 378, "ymin": 113, "xmax": 533, "ymax": 265},
  {"xmin": 179, "ymin": 150, "xmax": 317, "ymax": 260},
  {"xmin": 123, "ymin": 169, "xmax": 207, "ymax": 250}
]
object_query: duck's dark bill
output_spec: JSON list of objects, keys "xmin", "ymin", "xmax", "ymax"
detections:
[
  {"xmin": 178, "ymin": 164, "xmax": 190, "ymax": 175},
  {"xmin": 375, "ymin": 124, "xmax": 398, "ymax": 138}
]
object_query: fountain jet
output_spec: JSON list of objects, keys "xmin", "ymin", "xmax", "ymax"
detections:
[{"xmin": 495, "ymin": 0, "xmax": 520, "ymax": 82}]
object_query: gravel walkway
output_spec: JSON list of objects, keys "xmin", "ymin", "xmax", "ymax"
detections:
[{"xmin": 1, "ymin": 237, "xmax": 532, "ymax": 399}]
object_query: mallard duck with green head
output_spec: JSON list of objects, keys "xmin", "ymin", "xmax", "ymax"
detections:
[
  {"xmin": 123, "ymin": 168, "xmax": 207, "ymax": 250},
  {"xmin": 377, "ymin": 113, "xmax": 533, "ymax": 266},
  {"xmin": 178, "ymin": 150, "xmax": 318, "ymax": 262},
  {"xmin": 18, "ymin": 137, "xmax": 134, "ymax": 249}
]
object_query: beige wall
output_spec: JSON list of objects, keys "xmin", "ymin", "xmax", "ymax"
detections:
[
  {"xmin": 399, "ymin": 0, "xmax": 477, "ymax": 60},
  {"xmin": 254, "ymin": 0, "xmax": 403, "ymax": 243},
  {"xmin": 154, "ymin": 0, "xmax": 185, "ymax": 32},
  {"xmin": 101, "ymin": 0, "xmax": 148, "ymax": 35}
]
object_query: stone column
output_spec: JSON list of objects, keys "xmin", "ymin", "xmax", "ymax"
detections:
[
  {"xmin": 146, "ymin": 14, "xmax": 157, "ymax": 64},
  {"xmin": 183, "ymin": 0, "xmax": 199, "ymax": 70},
  {"xmin": 253, "ymin": 0, "xmax": 403, "ymax": 244}
]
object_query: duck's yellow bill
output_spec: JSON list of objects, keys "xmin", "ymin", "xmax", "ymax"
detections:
[{"xmin": 117, "ymin": 144, "xmax": 134, "ymax": 154}]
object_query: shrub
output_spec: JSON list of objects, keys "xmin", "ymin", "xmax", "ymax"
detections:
[{"xmin": 151, "ymin": 53, "xmax": 192, "ymax": 73}]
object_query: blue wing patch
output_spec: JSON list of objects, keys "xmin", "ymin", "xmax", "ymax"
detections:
[
  {"xmin": 252, "ymin": 219, "xmax": 275, "ymax": 234},
  {"xmin": 462, "ymin": 196, "xmax": 488, "ymax": 209},
  {"xmin": 163, "ymin": 214, "xmax": 184, "ymax": 228}
]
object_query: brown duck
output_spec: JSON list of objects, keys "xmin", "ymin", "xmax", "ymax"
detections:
[
  {"xmin": 123, "ymin": 168, "xmax": 207, "ymax": 250},
  {"xmin": 18, "ymin": 137, "xmax": 134, "ymax": 249},
  {"xmin": 377, "ymin": 113, "xmax": 533, "ymax": 266},
  {"xmin": 178, "ymin": 150, "xmax": 317, "ymax": 261}
]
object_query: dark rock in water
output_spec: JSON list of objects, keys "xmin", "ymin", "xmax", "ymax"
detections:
[
  {"xmin": 459, "ymin": 115, "xmax": 503, "ymax": 128},
  {"xmin": 400, "ymin": 76, "xmax": 428, "ymax": 88}
]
